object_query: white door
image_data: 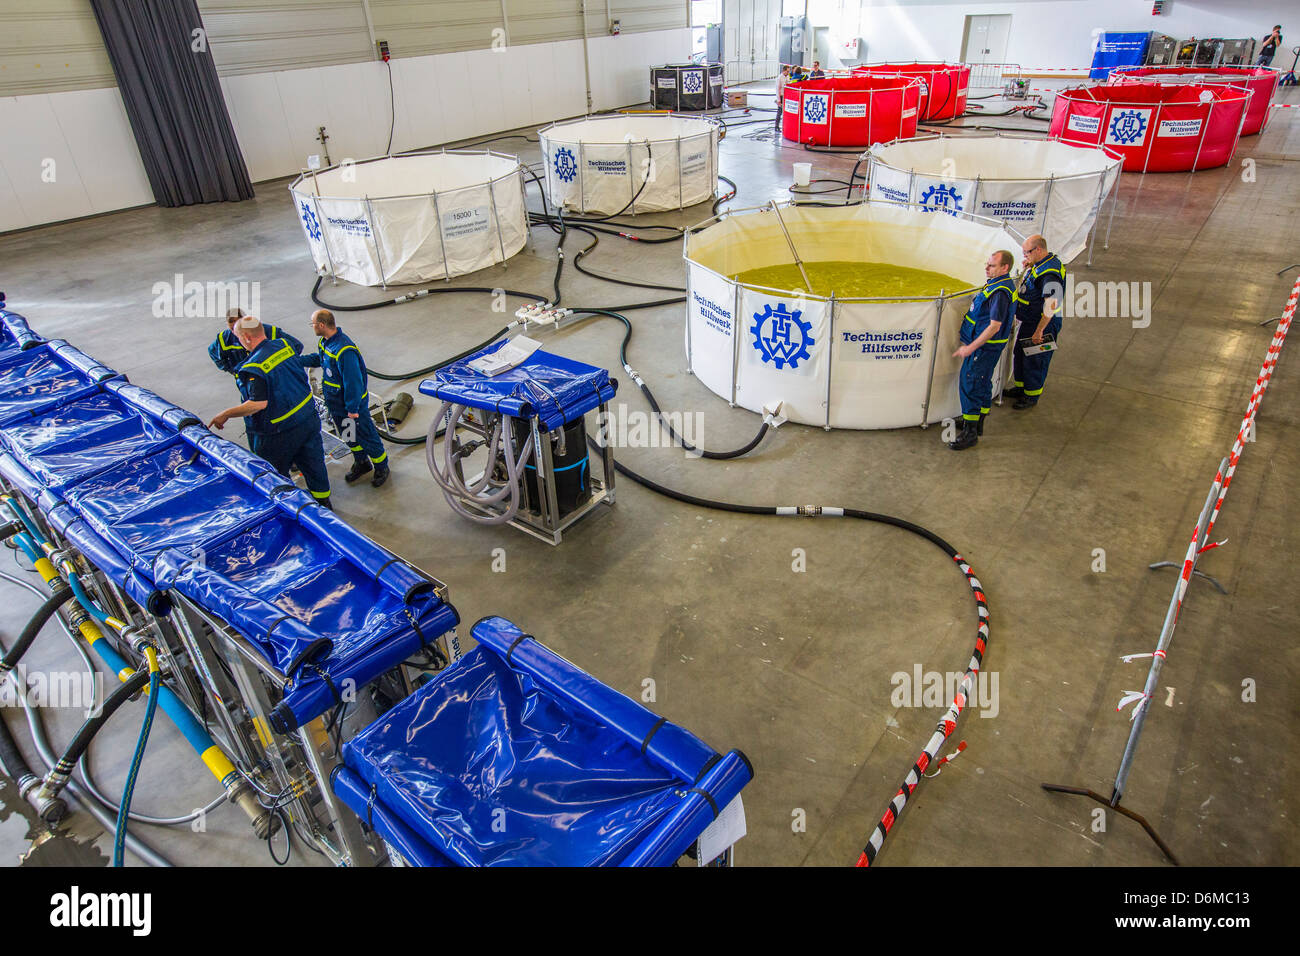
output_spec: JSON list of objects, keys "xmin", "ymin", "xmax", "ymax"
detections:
[
  {"xmin": 963, "ymin": 14, "xmax": 1012, "ymax": 65},
  {"xmin": 724, "ymin": 0, "xmax": 782, "ymax": 84}
]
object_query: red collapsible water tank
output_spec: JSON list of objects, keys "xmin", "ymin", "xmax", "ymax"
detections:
[
  {"xmin": 854, "ymin": 62, "xmax": 970, "ymax": 121},
  {"xmin": 1108, "ymin": 65, "xmax": 1279, "ymax": 136},
  {"xmin": 781, "ymin": 74, "xmax": 923, "ymax": 147},
  {"xmin": 1049, "ymin": 83, "xmax": 1251, "ymax": 172}
]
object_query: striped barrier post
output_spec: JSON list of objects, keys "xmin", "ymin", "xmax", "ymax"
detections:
[{"xmin": 1041, "ymin": 273, "xmax": 1299, "ymax": 863}]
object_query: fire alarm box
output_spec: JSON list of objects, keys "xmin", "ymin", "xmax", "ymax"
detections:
[{"xmin": 610, "ymin": 19, "xmax": 620, "ymax": 36}]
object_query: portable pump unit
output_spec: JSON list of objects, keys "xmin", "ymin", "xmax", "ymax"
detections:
[{"xmin": 420, "ymin": 337, "xmax": 617, "ymax": 545}]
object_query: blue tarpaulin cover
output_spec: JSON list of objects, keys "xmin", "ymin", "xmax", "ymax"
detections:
[
  {"xmin": 0, "ymin": 308, "xmax": 458, "ymax": 731},
  {"xmin": 333, "ymin": 615, "xmax": 753, "ymax": 867},
  {"xmin": 418, "ymin": 340, "xmax": 616, "ymax": 432},
  {"xmin": 1090, "ymin": 31, "xmax": 1152, "ymax": 80}
]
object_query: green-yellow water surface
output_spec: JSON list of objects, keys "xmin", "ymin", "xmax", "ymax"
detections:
[{"xmin": 733, "ymin": 260, "xmax": 970, "ymax": 299}]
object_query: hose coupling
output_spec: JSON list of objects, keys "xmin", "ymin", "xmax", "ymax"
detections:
[
  {"xmin": 23, "ymin": 773, "xmax": 69, "ymax": 825},
  {"xmin": 225, "ymin": 776, "xmax": 280, "ymax": 840}
]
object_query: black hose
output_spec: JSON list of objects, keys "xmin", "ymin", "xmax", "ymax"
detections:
[
  {"xmin": 50, "ymin": 667, "xmax": 151, "ymax": 781},
  {"xmin": 0, "ymin": 586, "xmax": 74, "ymax": 675},
  {"xmin": 588, "ymin": 433, "xmax": 970, "ymax": 555},
  {"xmin": 0, "ymin": 707, "xmax": 36, "ymax": 790},
  {"xmin": 309, "ymin": 275, "xmax": 548, "ymax": 316},
  {"xmin": 572, "ymin": 308, "xmax": 772, "ymax": 459}
]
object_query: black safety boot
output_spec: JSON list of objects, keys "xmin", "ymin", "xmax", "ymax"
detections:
[
  {"xmin": 976, "ymin": 413, "xmax": 987, "ymax": 436},
  {"xmin": 319, "ymin": 497, "xmax": 334, "ymax": 511},
  {"xmin": 948, "ymin": 421, "xmax": 979, "ymax": 451},
  {"xmin": 1013, "ymin": 395, "xmax": 1038, "ymax": 410},
  {"xmin": 345, "ymin": 455, "xmax": 373, "ymax": 483},
  {"xmin": 1004, "ymin": 386, "xmax": 1024, "ymax": 399},
  {"xmin": 370, "ymin": 463, "xmax": 390, "ymax": 488}
]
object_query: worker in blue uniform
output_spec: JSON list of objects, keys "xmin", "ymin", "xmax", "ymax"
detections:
[
  {"xmin": 1007, "ymin": 234, "xmax": 1064, "ymax": 410},
  {"xmin": 208, "ymin": 307, "xmax": 303, "ymax": 374},
  {"xmin": 949, "ymin": 250, "xmax": 1016, "ymax": 451},
  {"xmin": 209, "ymin": 316, "xmax": 332, "ymax": 509},
  {"xmin": 300, "ymin": 309, "xmax": 389, "ymax": 488}
]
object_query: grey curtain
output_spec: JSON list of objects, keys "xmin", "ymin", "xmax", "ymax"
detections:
[{"xmin": 90, "ymin": 0, "xmax": 254, "ymax": 206}]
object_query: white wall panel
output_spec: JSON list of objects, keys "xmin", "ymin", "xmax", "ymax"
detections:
[
  {"xmin": 314, "ymin": 61, "xmax": 394, "ymax": 161},
  {"xmin": 0, "ymin": 164, "xmax": 25, "ymax": 234},
  {"xmin": 0, "ymin": 95, "xmax": 94, "ymax": 227},
  {"xmin": 4, "ymin": 25, "xmax": 697, "ymax": 232},
  {"xmin": 431, "ymin": 52, "xmax": 479, "ymax": 144},
  {"xmin": 391, "ymin": 56, "xmax": 449, "ymax": 153},
  {"xmin": 492, "ymin": 46, "xmax": 536, "ymax": 135},
  {"xmin": 47, "ymin": 87, "xmax": 153, "ymax": 215},
  {"xmin": 218, "ymin": 72, "xmax": 295, "ymax": 183}
]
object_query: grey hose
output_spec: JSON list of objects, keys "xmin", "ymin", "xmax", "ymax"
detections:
[
  {"xmin": 425, "ymin": 403, "xmax": 534, "ymax": 525},
  {"xmin": 0, "ymin": 567, "xmax": 179, "ymax": 860}
]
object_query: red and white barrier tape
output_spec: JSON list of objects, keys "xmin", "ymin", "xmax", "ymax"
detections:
[
  {"xmin": 1272, "ymin": 103, "xmax": 1300, "ymax": 109},
  {"xmin": 1203, "ymin": 275, "xmax": 1298, "ymax": 542},
  {"xmin": 1117, "ymin": 274, "xmax": 1298, "ymax": 715}
]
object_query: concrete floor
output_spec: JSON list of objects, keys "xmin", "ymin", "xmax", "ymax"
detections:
[{"xmin": 1, "ymin": 87, "xmax": 1298, "ymax": 867}]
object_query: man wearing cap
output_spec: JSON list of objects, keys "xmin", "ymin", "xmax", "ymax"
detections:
[
  {"xmin": 209, "ymin": 316, "xmax": 332, "ymax": 509},
  {"xmin": 948, "ymin": 250, "xmax": 1017, "ymax": 450},
  {"xmin": 299, "ymin": 309, "xmax": 389, "ymax": 488},
  {"xmin": 1007, "ymin": 234, "xmax": 1064, "ymax": 410},
  {"xmin": 208, "ymin": 307, "xmax": 303, "ymax": 375}
]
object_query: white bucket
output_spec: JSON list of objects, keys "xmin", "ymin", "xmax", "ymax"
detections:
[{"xmin": 792, "ymin": 162, "xmax": 812, "ymax": 187}]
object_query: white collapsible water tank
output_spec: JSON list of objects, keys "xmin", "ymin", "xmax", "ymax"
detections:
[
  {"xmin": 538, "ymin": 114, "xmax": 720, "ymax": 216},
  {"xmin": 684, "ymin": 201, "xmax": 1024, "ymax": 430},
  {"xmin": 864, "ymin": 134, "xmax": 1122, "ymax": 264},
  {"xmin": 289, "ymin": 150, "xmax": 528, "ymax": 287}
]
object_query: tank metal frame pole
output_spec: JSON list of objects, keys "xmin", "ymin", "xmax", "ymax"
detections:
[
  {"xmin": 1040, "ymin": 173, "xmax": 1055, "ymax": 234},
  {"xmin": 577, "ymin": 142, "xmax": 587, "ymax": 215},
  {"xmin": 1085, "ymin": 172, "xmax": 1108, "ymax": 267},
  {"xmin": 625, "ymin": 141, "xmax": 636, "ymax": 212},
  {"xmin": 430, "ymin": 192, "xmax": 452, "ymax": 282},
  {"xmin": 969, "ymin": 174, "xmax": 982, "ymax": 217},
  {"xmin": 488, "ymin": 182, "xmax": 508, "ymax": 267},
  {"xmin": 684, "ymin": 261, "xmax": 694, "ymax": 375},
  {"xmin": 310, "ymin": 195, "xmax": 338, "ymax": 281},
  {"xmin": 827, "ymin": 90, "xmax": 835, "ymax": 148},
  {"xmin": 1189, "ymin": 99, "xmax": 1212, "ymax": 172},
  {"xmin": 1141, "ymin": 102, "xmax": 1163, "ymax": 178},
  {"xmin": 1104, "ymin": 166, "xmax": 1120, "ymax": 251},
  {"xmin": 823, "ymin": 293, "xmax": 835, "ymax": 430},
  {"xmin": 517, "ymin": 169, "xmax": 530, "ymax": 251},
  {"xmin": 675, "ymin": 137, "xmax": 683, "ymax": 209},
  {"xmin": 730, "ymin": 280, "xmax": 742, "ymax": 406},
  {"xmin": 920, "ymin": 292, "xmax": 945, "ymax": 429},
  {"xmin": 364, "ymin": 196, "xmax": 389, "ymax": 289},
  {"xmin": 768, "ymin": 200, "xmax": 813, "ymax": 292}
]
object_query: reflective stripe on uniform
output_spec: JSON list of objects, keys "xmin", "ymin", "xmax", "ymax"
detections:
[
  {"xmin": 322, "ymin": 342, "xmax": 360, "ymax": 360},
  {"xmin": 310, "ymin": 489, "xmax": 332, "ymax": 500},
  {"xmin": 270, "ymin": 392, "xmax": 313, "ymax": 424}
]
